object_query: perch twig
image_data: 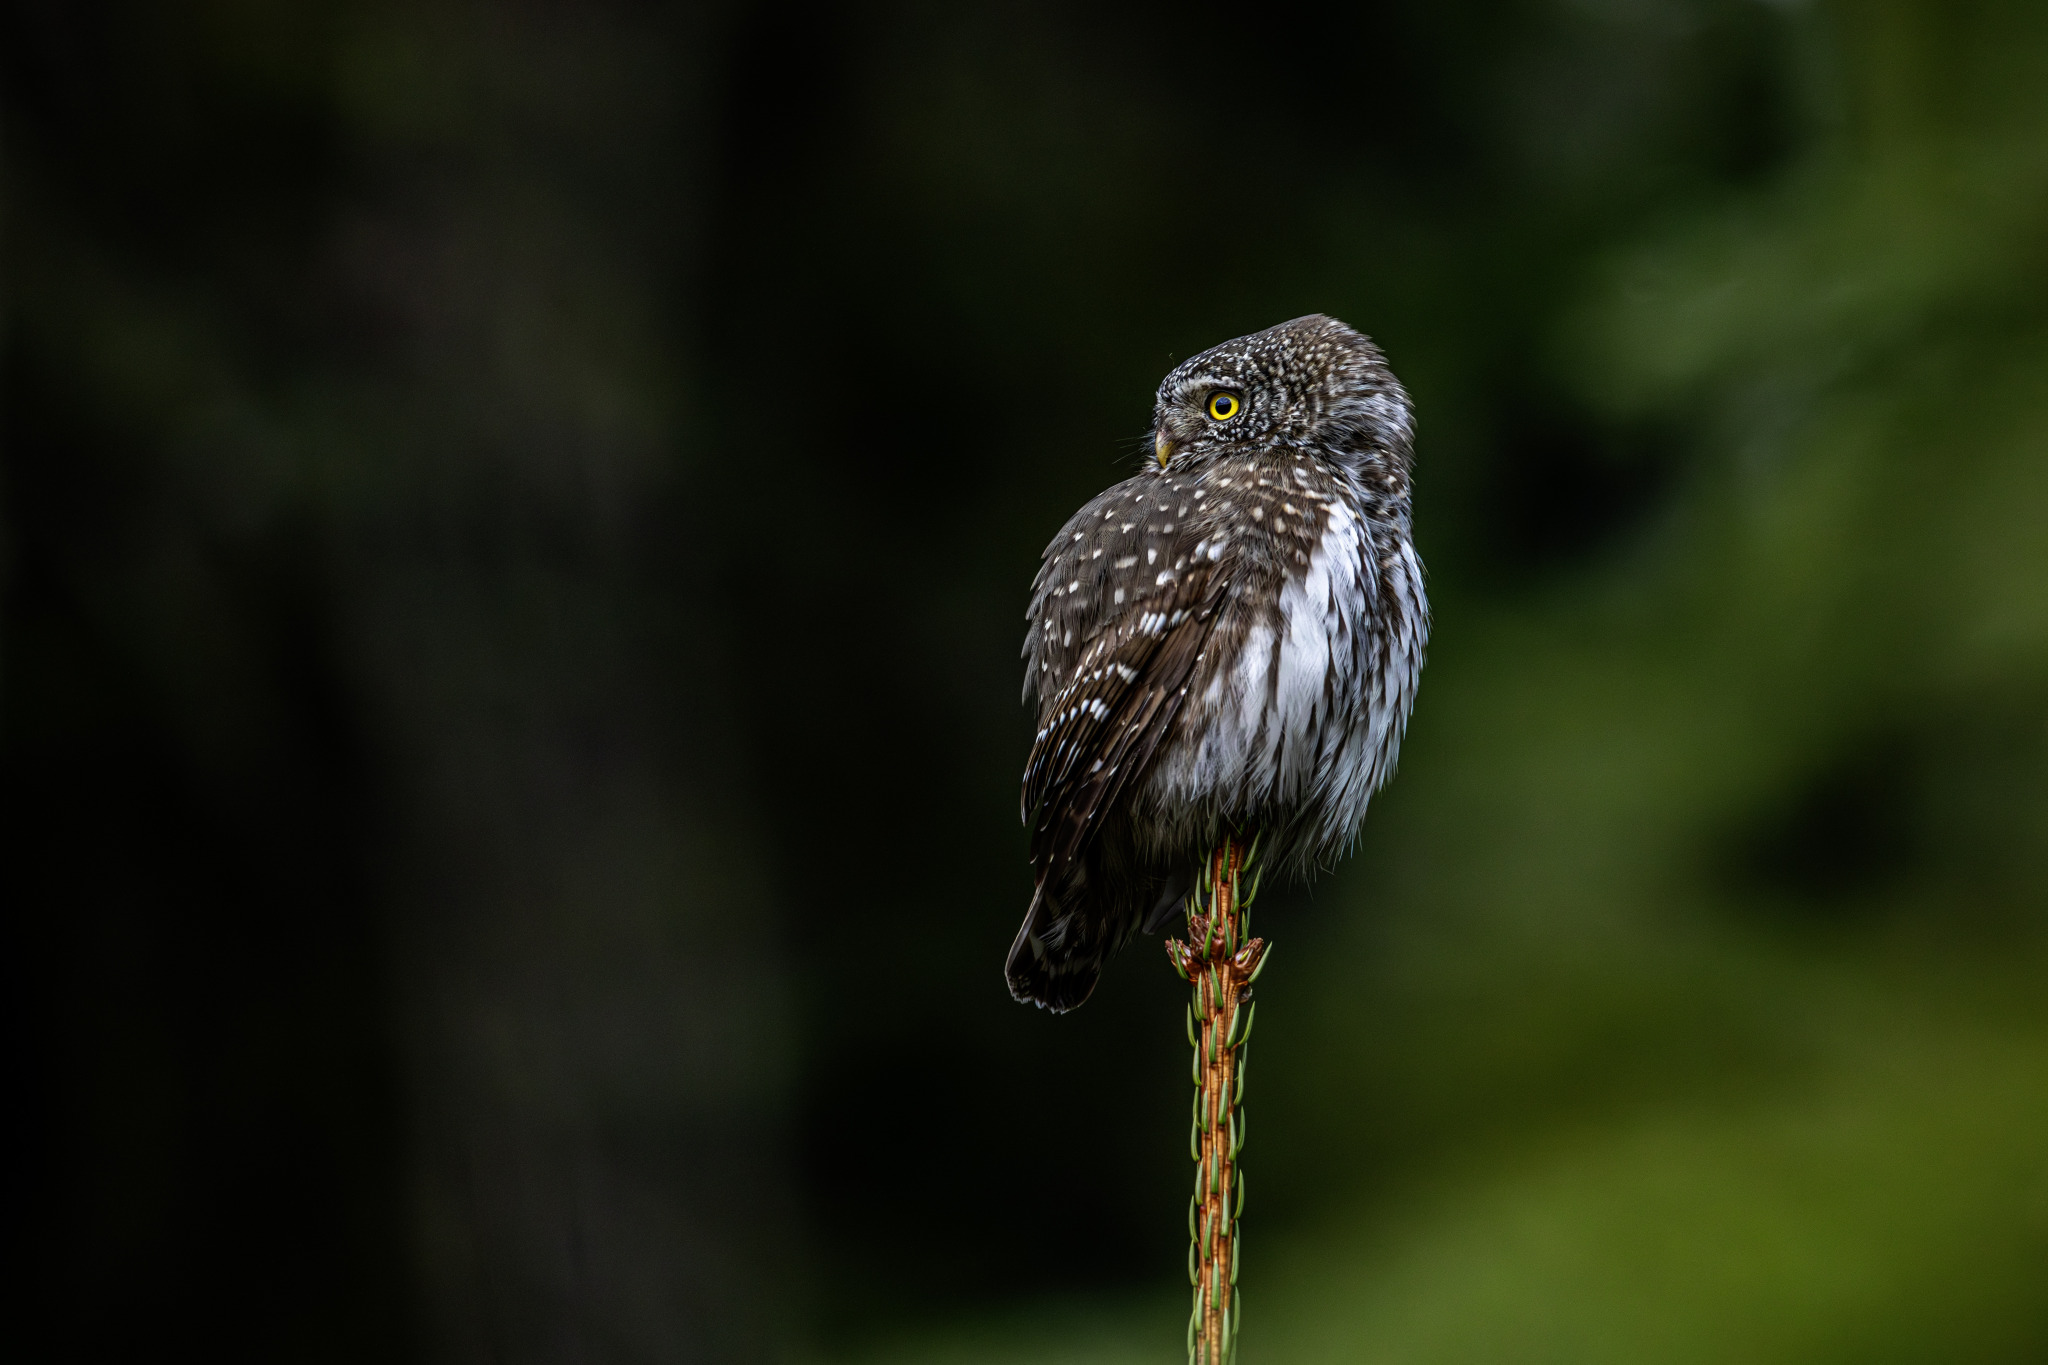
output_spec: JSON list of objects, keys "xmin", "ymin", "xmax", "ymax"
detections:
[{"xmin": 1166, "ymin": 833, "xmax": 1266, "ymax": 1365}]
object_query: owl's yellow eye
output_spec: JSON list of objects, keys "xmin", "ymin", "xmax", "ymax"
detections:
[{"xmin": 1208, "ymin": 390, "xmax": 1242, "ymax": 422}]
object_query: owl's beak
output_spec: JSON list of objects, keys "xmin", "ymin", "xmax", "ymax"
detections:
[{"xmin": 1154, "ymin": 431, "xmax": 1173, "ymax": 468}]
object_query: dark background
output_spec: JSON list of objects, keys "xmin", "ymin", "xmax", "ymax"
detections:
[{"xmin": 8, "ymin": 2, "xmax": 2048, "ymax": 1362}]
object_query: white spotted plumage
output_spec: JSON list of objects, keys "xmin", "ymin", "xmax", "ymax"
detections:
[{"xmin": 1009, "ymin": 315, "xmax": 1429, "ymax": 1012}]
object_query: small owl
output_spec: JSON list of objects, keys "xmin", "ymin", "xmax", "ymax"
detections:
[{"xmin": 1010, "ymin": 314, "xmax": 1428, "ymax": 1011}]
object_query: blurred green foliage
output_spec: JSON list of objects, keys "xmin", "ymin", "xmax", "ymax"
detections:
[
  {"xmin": 846, "ymin": 3, "xmax": 2048, "ymax": 1361},
  {"xmin": 7, "ymin": 1, "xmax": 2048, "ymax": 1362}
]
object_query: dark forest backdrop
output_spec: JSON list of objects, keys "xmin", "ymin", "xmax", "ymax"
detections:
[{"xmin": 7, "ymin": 2, "xmax": 2048, "ymax": 1362}]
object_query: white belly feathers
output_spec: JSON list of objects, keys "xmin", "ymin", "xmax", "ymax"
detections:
[{"xmin": 1142, "ymin": 495, "xmax": 1421, "ymax": 868}]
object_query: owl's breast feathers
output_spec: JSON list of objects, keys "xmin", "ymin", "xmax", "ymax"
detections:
[{"xmin": 1022, "ymin": 454, "xmax": 1419, "ymax": 888}]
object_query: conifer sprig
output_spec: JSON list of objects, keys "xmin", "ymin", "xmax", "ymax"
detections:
[{"xmin": 1166, "ymin": 835, "xmax": 1267, "ymax": 1365}]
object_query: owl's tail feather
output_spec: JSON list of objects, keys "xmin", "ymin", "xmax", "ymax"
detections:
[{"xmin": 1006, "ymin": 885, "xmax": 1102, "ymax": 1013}]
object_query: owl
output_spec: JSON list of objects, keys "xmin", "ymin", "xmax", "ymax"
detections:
[{"xmin": 1009, "ymin": 314, "xmax": 1428, "ymax": 1012}]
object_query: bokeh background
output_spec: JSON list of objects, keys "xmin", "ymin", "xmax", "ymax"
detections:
[{"xmin": 8, "ymin": 1, "xmax": 2048, "ymax": 1361}]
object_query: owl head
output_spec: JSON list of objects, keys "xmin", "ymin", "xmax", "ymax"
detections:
[{"xmin": 1150, "ymin": 314, "xmax": 1414, "ymax": 484}]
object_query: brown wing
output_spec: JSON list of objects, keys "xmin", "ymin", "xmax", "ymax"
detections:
[{"xmin": 1023, "ymin": 554, "xmax": 1226, "ymax": 881}]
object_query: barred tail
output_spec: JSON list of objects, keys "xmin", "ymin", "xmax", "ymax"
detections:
[{"xmin": 1005, "ymin": 884, "xmax": 1103, "ymax": 1013}]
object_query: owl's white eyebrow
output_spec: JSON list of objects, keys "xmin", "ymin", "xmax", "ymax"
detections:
[{"xmin": 1170, "ymin": 374, "xmax": 1234, "ymax": 400}]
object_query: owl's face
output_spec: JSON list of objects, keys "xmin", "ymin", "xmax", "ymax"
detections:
[{"xmin": 1150, "ymin": 314, "xmax": 1413, "ymax": 483}]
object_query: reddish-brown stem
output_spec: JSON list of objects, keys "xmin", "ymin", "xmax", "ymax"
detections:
[{"xmin": 1167, "ymin": 835, "xmax": 1265, "ymax": 1365}]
